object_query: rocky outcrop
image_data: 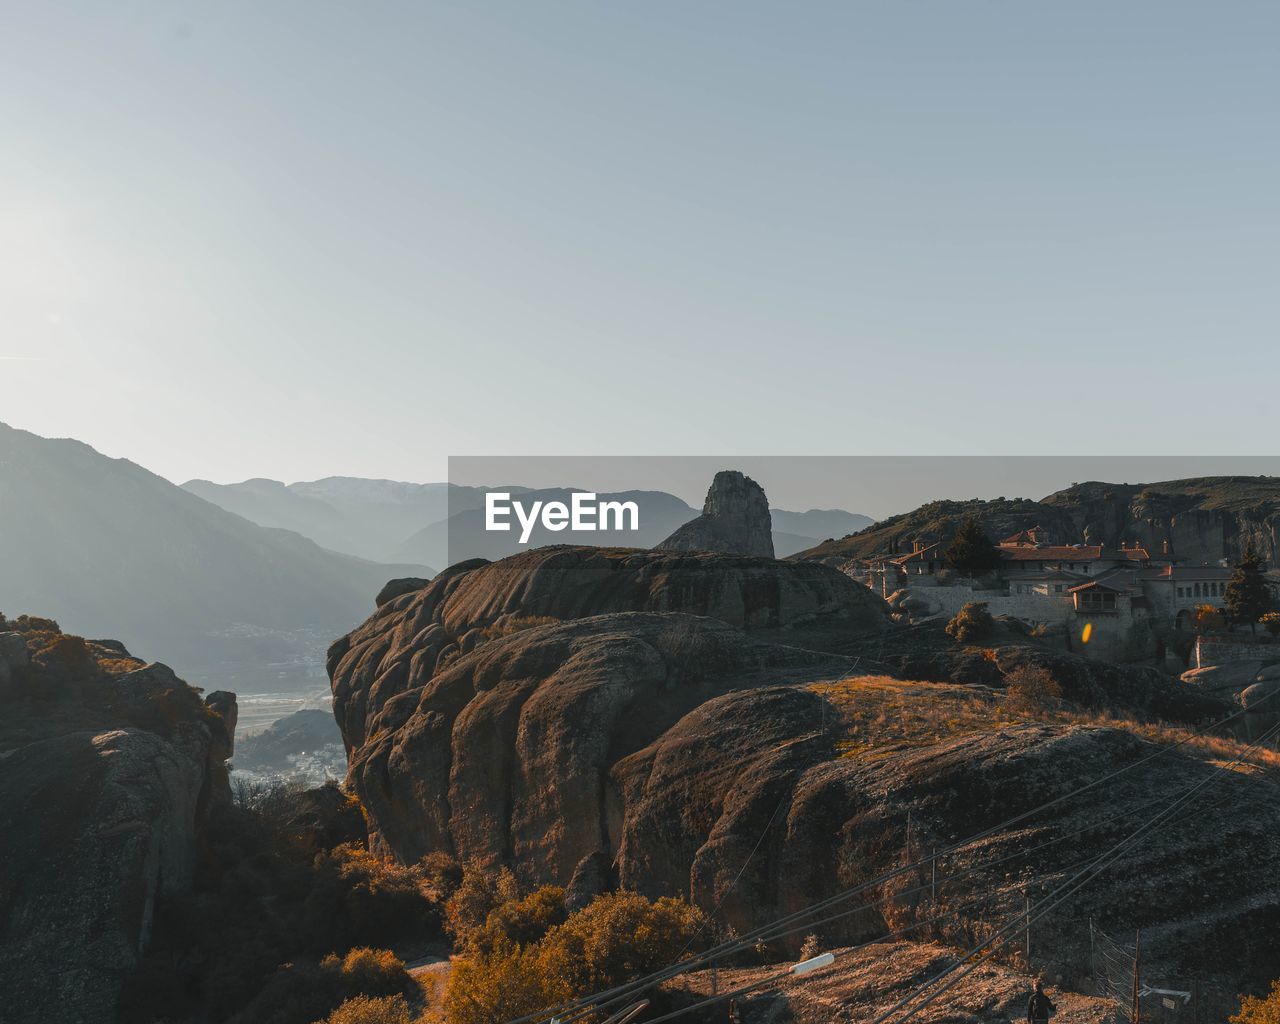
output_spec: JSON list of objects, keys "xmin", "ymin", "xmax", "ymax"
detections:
[
  {"xmin": 797, "ymin": 476, "xmax": 1280, "ymax": 566},
  {"xmin": 657, "ymin": 470, "xmax": 775, "ymax": 557},
  {"xmin": 329, "ymin": 543, "xmax": 1280, "ymax": 1017},
  {"xmin": 341, "ymin": 612, "xmax": 852, "ymax": 867},
  {"xmin": 328, "ymin": 545, "xmax": 890, "ymax": 749},
  {"xmin": 0, "ymin": 615, "xmax": 235, "ymax": 1024},
  {"xmin": 332, "ymin": 595, "xmax": 1280, "ymax": 1015}
]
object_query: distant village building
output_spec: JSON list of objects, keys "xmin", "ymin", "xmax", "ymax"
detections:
[{"xmin": 868, "ymin": 523, "xmax": 1247, "ymax": 662}]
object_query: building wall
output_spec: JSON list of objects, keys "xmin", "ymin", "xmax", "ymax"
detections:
[{"xmin": 905, "ymin": 583, "xmax": 1074, "ymax": 622}]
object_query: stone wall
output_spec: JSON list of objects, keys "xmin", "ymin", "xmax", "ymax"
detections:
[
  {"xmin": 1196, "ymin": 636, "xmax": 1280, "ymax": 669},
  {"xmin": 909, "ymin": 583, "xmax": 1074, "ymax": 622}
]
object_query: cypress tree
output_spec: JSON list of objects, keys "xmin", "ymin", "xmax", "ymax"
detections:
[
  {"xmin": 945, "ymin": 517, "xmax": 1001, "ymax": 579},
  {"xmin": 1225, "ymin": 544, "xmax": 1271, "ymax": 633}
]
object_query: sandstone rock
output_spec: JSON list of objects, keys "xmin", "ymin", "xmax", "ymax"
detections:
[
  {"xmin": 0, "ymin": 618, "xmax": 235, "ymax": 1024},
  {"xmin": 566, "ymin": 850, "xmax": 614, "ymax": 912},
  {"xmin": 656, "ymin": 470, "xmax": 775, "ymax": 557},
  {"xmin": 1180, "ymin": 661, "xmax": 1264, "ymax": 692},
  {"xmin": 328, "ymin": 545, "xmax": 890, "ymax": 749},
  {"xmin": 335, "ymin": 605, "xmax": 1280, "ymax": 1005},
  {"xmin": 376, "ymin": 576, "xmax": 433, "ymax": 608},
  {"xmin": 0, "ymin": 631, "xmax": 28, "ymax": 691},
  {"xmin": 1239, "ymin": 679, "xmax": 1280, "ymax": 711},
  {"xmin": 342, "ymin": 612, "xmax": 852, "ymax": 869}
]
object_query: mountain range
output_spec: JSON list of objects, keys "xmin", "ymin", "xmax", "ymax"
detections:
[
  {"xmin": 1, "ymin": 422, "xmax": 872, "ymax": 693},
  {"xmin": 0, "ymin": 423, "xmax": 426, "ymax": 688},
  {"xmin": 183, "ymin": 476, "xmax": 874, "ymax": 564}
]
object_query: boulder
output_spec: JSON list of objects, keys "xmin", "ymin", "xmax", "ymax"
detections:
[
  {"xmin": 1181, "ymin": 661, "xmax": 1265, "ymax": 692},
  {"xmin": 376, "ymin": 576, "xmax": 433, "ymax": 608},
  {"xmin": 656, "ymin": 470, "xmax": 775, "ymax": 558},
  {"xmin": 0, "ymin": 631, "xmax": 28, "ymax": 691}
]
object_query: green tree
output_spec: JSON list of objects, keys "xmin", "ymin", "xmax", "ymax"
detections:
[
  {"xmin": 1225, "ymin": 545, "xmax": 1271, "ymax": 633},
  {"xmin": 945, "ymin": 518, "xmax": 1001, "ymax": 578}
]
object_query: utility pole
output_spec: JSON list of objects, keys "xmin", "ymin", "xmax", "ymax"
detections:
[
  {"xmin": 930, "ymin": 847, "xmax": 937, "ymax": 902},
  {"xmin": 1132, "ymin": 928, "xmax": 1142, "ymax": 1024}
]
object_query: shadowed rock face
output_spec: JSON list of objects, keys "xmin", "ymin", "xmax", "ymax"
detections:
[
  {"xmin": 342, "ymin": 612, "xmax": 852, "ymax": 876},
  {"xmin": 0, "ymin": 618, "xmax": 235, "ymax": 1024},
  {"xmin": 328, "ymin": 545, "xmax": 890, "ymax": 750},
  {"xmin": 657, "ymin": 470, "xmax": 775, "ymax": 557}
]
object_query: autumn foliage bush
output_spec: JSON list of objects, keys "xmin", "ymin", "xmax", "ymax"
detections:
[
  {"xmin": 445, "ymin": 890, "xmax": 709, "ymax": 1024},
  {"xmin": 1002, "ymin": 665, "xmax": 1064, "ymax": 714},
  {"xmin": 946, "ymin": 602, "xmax": 995, "ymax": 643},
  {"xmin": 118, "ymin": 786, "xmax": 453, "ymax": 1024},
  {"xmin": 1232, "ymin": 978, "xmax": 1280, "ymax": 1024}
]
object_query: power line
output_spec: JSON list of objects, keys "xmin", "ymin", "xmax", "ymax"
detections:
[
  {"xmin": 514, "ymin": 692, "xmax": 1278, "ymax": 1024},
  {"xmin": 635, "ymin": 715, "xmax": 1280, "ymax": 1024},
  {"xmin": 868, "ymin": 716, "xmax": 1280, "ymax": 1024}
]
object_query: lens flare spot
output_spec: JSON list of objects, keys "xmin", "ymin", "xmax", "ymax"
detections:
[{"xmin": 1081, "ymin": 622, "xmax": 1093, "ymax": 645}]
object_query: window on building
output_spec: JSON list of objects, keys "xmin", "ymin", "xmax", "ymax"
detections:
[
  {"xmin": 1194, "ymin": 583, "xmax": 1201, "ymax": 597},
  {"xmin": 1077, "ymin": 590, "xmax": 1118, "ymax": 612},
  {"xmin": 1055, "ymin": 584, "xmax": 1063, "ymax": 593}
]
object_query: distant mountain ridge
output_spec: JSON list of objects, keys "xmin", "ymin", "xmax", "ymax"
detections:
[
  {"xmin": 186, "ymin": 477, "xmax": 874, "ymax": 564},
  {"xmin": 793, "ymin": 476, "xmax": 1280, "ymax": 566},
  {"xmin": 0, "ymin": 423, "xmax": 428, "ymax": 684}
]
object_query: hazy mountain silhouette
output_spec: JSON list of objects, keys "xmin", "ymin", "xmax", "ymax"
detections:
[
  {"xmin": 182, "ymin": 477, "xmax": 514, "ymax": 561},
  {"xmin": 770, "ymin": 508, "xmax": 874, "ymax": 542},
  {"xmin": 186, "ymin": 477, "xmax": 876, "ymax": 566},
  {"xmin": 0, "ymin": 423, "xmax": 427, "ymax": 687}
]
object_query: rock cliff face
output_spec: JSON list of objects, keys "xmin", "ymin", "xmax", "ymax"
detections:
[
  {"xmin": 329, "ymin": 545, "xmax": 890, "ymax": 750},
  {"xmin": 330, "ymin": 548, "xmax": 1279, "ymax": 1013},
  {"xmin": 796, "ymin": 476, "xmax": 1280, "ymax": 566},
  {"xmin": 0, "ymin": 616, "xmax": 235, "ymax": 1024},
  {"xmin": 657, "ymin": 470, "xmax": 775, "ymax": 557},
  {"xmin": 1041, "ymin": 477, "xmax": 1280, "ymax": 565}
]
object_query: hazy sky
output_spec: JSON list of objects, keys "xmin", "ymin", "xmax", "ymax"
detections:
[{"xmin": 3, "ymin": 3, "xmax": 1278, "ymax": 485}]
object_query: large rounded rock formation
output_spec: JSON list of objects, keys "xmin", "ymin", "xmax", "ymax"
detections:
[
  {"xmin": 328, "ymin": 547, "xmax": 1280, "ymax": 1015},
  {"xmin": 328, "ymin": 545, "xmax": 891, "ymax": 749}
]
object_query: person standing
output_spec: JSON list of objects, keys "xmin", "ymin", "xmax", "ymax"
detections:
[{"xmin": 1027, "ymin": 979, "xmax": 1057, "ymax": 1023}]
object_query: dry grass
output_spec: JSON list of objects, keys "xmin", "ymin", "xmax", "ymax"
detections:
[
  {"xmin": 810, "ymin": 676, "xmax": 1021, "ymax": 759},
  {"xmin": 810, "ymin": 675, "xmax": 1280, "ymax": 771},
  {"xmin": 478, "ymin": 615, "xmax": 561, "ymax": 640}
]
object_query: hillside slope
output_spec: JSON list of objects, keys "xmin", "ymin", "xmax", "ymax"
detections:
[
  {"xmin": 794, "ymin": 476, "xmax": 1280, "ymax": 564},
  {"xmin": 0, "ymin": 423, "xmax": 425, "ymax": 679}
]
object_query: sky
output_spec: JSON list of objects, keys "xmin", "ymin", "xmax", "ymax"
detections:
[{"xmin": 3, "ymin": 2, "xmax": 1278, "ymax": 486}]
